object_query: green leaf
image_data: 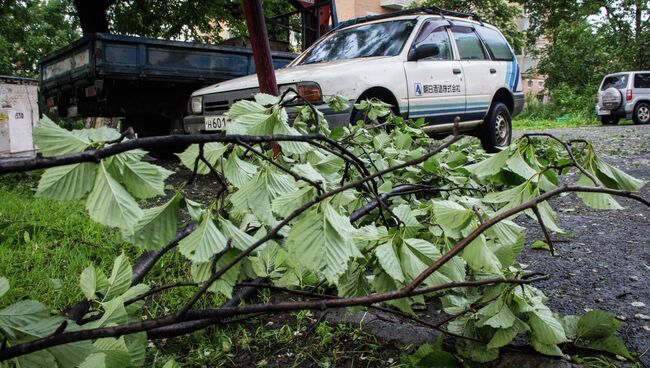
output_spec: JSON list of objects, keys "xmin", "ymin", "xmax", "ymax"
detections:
[
  {"xmin": 124, "ymin": 332, "xmax": 147, "ymax": 368},
  {"xmin": 393, "ymin": 204, "xmax": 423, "ymax": 238},
  {"xmin": 33, "ymin": 116, "xmax": 91, "ymax": 156},
  {"xmin": 462, "ymin": 236, "xmax": 502, "ymax": 274},
  {"xmin": 80, "ymin": 266, "xmax": 97, "ymax": 300},
  {"xmin": 477, "ymin": 300, "xmax": 516, "ymax": 329},
  {"xmin": 223, "ymin": 151, "xmax": 258, "ymax": 188},
  {"xmin": 337, "ymin": 261, "xmax": 371, "ymax": 297},
  {"xmin": 528, "ymin": 307, "xmax": 567, "ymax": 345},
  {"xmin": 594, "ymin": 157, "xmax": 645, "ymax": 192},
  {"xmin": 431, "ymin": 200, "xmax": 473, "ymax": 229},
  {"xmin": 120, "ymin": 160, "xmax": 173, "ymax": 199},
  {"xmin": 219, "ymin": 217, "xmax": 256, "ymax": 251},
  {"xmin": 255, "ymin": 93, "xmax": 280, "ymax": 106},
  {"xmin": 0, "ymin": 300, "xmax": 49, "ymax": 338},
  {"xmin": 179, "ymin": 213, "xmax": 228, "ymax": 263},
  {"xmin": 576, "ymin": 310, "xmax": 620, "ymax": 340},
  {"xmin": 506, "ymin": 150, "xmax": 538, "ymax": 181},
  {"xmin": 0, "ymin": 277, "xmax": 8, "ymax": 298},
  {"xmin": 271, "ymin": 186, "xmax": 315, "ymax": 218},
  {"xmin": 466, "ymin": 147, "xmax": 511, "ymax": 178},
  {"xmin": 586, "ymin": 335, "xmax": 633, "ymax": 359},
  {"xmin": 530, "ymin": 240, "xmax": 551, "ymax": 251},
  {"xmin": 177, "ymin": 143, "xmax": 228, "ymax": 175},
  {"xmin": 191, "ymin": 249, "xmax": 242, "ymax": 298},
  {"xmin": 375, "ymin": 242, "xmax": 405, "ymax": 283},
  {"xmin": 127, "ymin": 193, "xmax": 182, "ymax": 250},
  {"xmin": 286, "ymin": 203, "xmax": 362, "ymax": 283},
  {"xmin": 86, "ymin": 162, "xmax": 143, "ymax": 231},
  {"xmin": 531, "ymin": 338, "xmax": 564, "ymax": 357},
  {"xmin": 576, "ymin": 175, "xmax": 622, "ymax": 209},
  {"xmin": 104, "ymin": 254, "xmax": 133, "ymax": 301},
  {"xmin": 414, "ymin": 350, "xmax": 460, "ymax": 368},
  {"xmin": 36, "ymin": 163, "xmax": 97, "ymax": 200},
  {"xmin": 455, "ymin": 339, "xmax": 499, "ymax": 363},
  {"xmin": 231, "ymin": 167, "xmax": 297, "ymax": 224},
  {"xmin": 400, "ymin": 239, "xmax": 451, "ymax": 287},
  {"xmin": 80, "ymin": 337, "xmax": 131, "ymax": 368}
]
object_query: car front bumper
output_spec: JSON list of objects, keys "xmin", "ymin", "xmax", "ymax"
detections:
[{"xmin": 183, "ymin": 102, "xmax": 353, "ymax": 134}]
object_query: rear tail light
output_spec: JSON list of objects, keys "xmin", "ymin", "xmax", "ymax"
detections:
[
  {"xmin": 626, "ymin": 89, "xmax": 633, "ymax": 101},
  {"xmin": 297, "ymin": 82, "xmax": 322, "ymax": 103}
]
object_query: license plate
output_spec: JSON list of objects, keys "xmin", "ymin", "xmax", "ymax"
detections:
[
  {"xmin": 204, "ymin": 115, "xmax": 228, "ymax": 131},
  {"xmin": 598, "ymin": 109, "xmax": 610, "ymax": 115}
]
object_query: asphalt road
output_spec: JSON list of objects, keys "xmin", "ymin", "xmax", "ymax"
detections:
[{"xmin": 516, "ymin": 124, "xmax": 650, "ymax": 365}]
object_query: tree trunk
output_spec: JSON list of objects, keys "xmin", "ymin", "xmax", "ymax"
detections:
[{"xmin": 73, "ymin": 0, "xmax": 116, "ymax": 34}]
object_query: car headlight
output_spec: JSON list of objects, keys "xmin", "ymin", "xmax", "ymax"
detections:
[{"xmin": 190, "ymin": 95, "xmax": 203, "ymax": 114}]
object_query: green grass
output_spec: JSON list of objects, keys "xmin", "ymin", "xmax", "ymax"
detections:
[
  {"xmin": 513, "ymin": 115, "xmax": 600, "ymax": 130},
  {"xmin": 0, "ymin": 172, "xmax": 143, "ymax": 309}
]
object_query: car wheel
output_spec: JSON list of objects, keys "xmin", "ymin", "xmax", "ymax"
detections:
[
  {"xmin": 479, "ymin": 102, "xmax": 512, "ymax": 153},
  {"xmin": 633, "ymin": 102, "xmax": 650, "ymax": 125},
  {"xmin": 600, "ymin": 116, "xmax": 620, "ymax": 125}
]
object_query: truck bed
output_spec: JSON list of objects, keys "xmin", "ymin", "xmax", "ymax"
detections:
[{"xmin": 40, "ymin": 33, "xmax": 297, "ymax": 94}]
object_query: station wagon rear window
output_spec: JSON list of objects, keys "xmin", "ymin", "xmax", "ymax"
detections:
[
  {"xmin": 601, "ymin": 74, "xmax": 628, "ymax": 90},
  {"xmin": 634, "ymin": 73, "xmax": 650, "ymax": 88},
  {"xmin": 476, "ymin": 26, "xmax": 514, "ymax": 61},
  {"xmin": 299, "ymin": 20, "xmax": 417, "ymax": 65}
]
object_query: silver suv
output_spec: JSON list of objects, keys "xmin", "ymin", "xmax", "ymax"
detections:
[{"xmin": 596, "ymin": 71, "xmax": 650, "ymax": 125}]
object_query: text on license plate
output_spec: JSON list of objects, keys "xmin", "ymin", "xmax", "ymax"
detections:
[
  {"xmin": 204, "ymin": 115, "xmax": 228, "ymax": 131},
  {"xmin": 598, "ymin": 109, "xmax": 610, "ymax": 115}
]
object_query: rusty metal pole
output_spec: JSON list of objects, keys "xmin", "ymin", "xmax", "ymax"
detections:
[
  {"xmin": 243, "ymin": 0, "xmax": 279, "ymax": 96},
  {"xmin": 242, "ymin": 0, "xmax": 281, "ymax": 156}
]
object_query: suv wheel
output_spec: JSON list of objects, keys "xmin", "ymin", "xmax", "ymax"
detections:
[
  {"xmin": 633, "ymin": 102, "xmax": 650, "ymax": 124},
  {"xmin": 601, "ymin": 116, "xmax": 620, "ymax": 125},
  {"xmin": 479, "ymin": 102, "xmax": 512, "ymax": 153}
]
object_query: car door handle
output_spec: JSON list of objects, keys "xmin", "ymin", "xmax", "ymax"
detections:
[
  {"xmin": 453, "ymin": 68, "xmax": 462, "ymax": 74},
  {"xmin": 490, "ymin": 68, "xmax": 497, "ymax": 74}
]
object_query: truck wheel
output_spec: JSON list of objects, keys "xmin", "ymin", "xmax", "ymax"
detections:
[
  {"xmin": 600, "ymin": 116, "xmax": 620, "ymax": 125},
  {"xmin": 479, "ymin": 102, "xmax": 512, "ymax": 153},
  {"xmin": 633, "ymin": 102, "xmax": 650, "ymax": 125},
  {"xmin": 125, "ymin": 116, "xmax": 184, "ymax": 159}
]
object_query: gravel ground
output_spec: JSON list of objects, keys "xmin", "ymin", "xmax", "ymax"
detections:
[{"xmin": 515, "ymin": 124, "xmax": 650, "ymax": 365}]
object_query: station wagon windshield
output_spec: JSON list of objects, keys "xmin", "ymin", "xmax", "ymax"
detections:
[{"xmin": 299, "ymin": 20, "xmax": 417, "ymax": 65}]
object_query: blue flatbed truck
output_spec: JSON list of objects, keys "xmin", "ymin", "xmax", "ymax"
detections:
[{"xmin": 38, "ymin": 33, "xmax": 296, "ymax": 138}]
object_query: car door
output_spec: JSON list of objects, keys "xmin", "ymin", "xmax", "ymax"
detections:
[
  {"xmin": 403, "ymin": 21, "xmax": 465, "ymax": 124},
  {"xmin": 450, "ymin": 25, "xmax": 495, "ymax": 121}
]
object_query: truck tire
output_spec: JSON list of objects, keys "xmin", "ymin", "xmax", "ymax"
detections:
[
  {"xmin": 125, "ymin": 116, "xmax": 184, "ymax": 159},
  {"xmin": 600, "ymin": 116, "xmax": 620, "ymax": 125},
  {"xmin": 479, "ymin": 102, "xmax": 512, "ymax": 153},
  {"xmin": 633, "ymin": 102, "xmax": 650, "ymax": 125},
  {"xmin": 601, "ymin": 87, "xmax": 623, "ymax": 110}
]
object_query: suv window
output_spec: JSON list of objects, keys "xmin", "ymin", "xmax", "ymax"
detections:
[
  {"xmin": 601, "ymin": 74, "xmax": 629, "ymax": 90},
  {"xmin": 451, "ymin": 26, "xmax": 487, "ymax": 60},
  {"xmin": 299, "ymin": 20, "xmax": 417, "ymax": 65},
  {"xmin": 476, "ymin": 26, "xmax": 513, "ymax": 61},
  {"xmin": 634, "ymin": 73, "xmax": 650, "ymax": 88},
  {"xmin": 412, "ymin": 26, "xmax": 453, "ymax": 60}
]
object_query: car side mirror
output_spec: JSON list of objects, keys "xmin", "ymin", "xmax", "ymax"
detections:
[{"xmin": 408, "ymin": 44, "xmax": 440, "ymax": 61}]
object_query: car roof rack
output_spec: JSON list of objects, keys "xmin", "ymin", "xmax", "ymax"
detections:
[{"xmin": 333, "ymin": 6, "xmax": 482, "ymax": 31}]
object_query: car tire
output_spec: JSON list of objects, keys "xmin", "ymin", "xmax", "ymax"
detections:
[
  {"xmin": 633, "ymin": 102, "xmax": 650, "ymax": 125},
  {"xmin": 479, "ymin": 102, "xmax": 512, "ymax": 153},
  {"xmin": 600, "ymin": 116, "xmax": 620, "ymax": 125}
]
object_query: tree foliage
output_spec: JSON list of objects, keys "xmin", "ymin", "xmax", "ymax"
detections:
[
  {"xmin": 0, "ymin": 96, "xmax": 646, "ymax": 365},
  {"xmin": 0, "ymin": 0, "xmax": 80, "ymax": 77}
]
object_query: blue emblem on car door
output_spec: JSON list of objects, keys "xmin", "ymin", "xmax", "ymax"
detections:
[{"xmin": 414, "ymin": 83, "xmax": 423, "ymax": 96}]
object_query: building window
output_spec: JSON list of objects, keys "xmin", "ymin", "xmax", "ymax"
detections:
[
  {"xmin": 538, "ymin": 80, "xmax": 544, "ymax": 86},
  {"xmin": 527, "ymin": 79, "xmax": 533, "ymax": 87}
]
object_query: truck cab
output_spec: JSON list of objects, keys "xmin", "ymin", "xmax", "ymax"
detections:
[{"xmin": 184, "ymin": 9, "xmax": 524, "ymax": 152}]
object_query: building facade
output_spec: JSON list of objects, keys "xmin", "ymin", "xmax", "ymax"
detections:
[{"xmin": 336, "ymin": 0, "xmax": 410, "ymax": 21}]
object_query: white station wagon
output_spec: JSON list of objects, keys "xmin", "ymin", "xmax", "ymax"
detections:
[{"xmin": 184, "ymin": 8, "xmax": 524, "ymax": 152}]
